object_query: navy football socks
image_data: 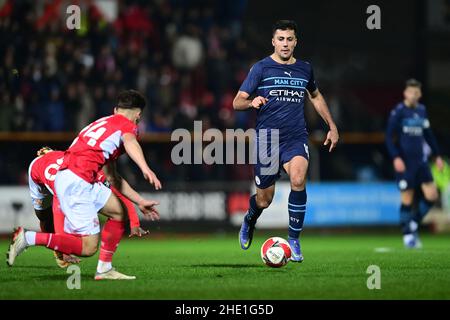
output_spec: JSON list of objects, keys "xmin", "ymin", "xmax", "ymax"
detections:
[
  {"xmin": 288, "ymin": 189, "xmax": 306, "ymax": 239},
  {"xmin": 400, "ymin": 204, "xmax": 415, "ymax": 234},
  {"xmin": 245, "ymin": 195, "xmax": 263, "ymax": 225},
  {"xmin": 414, "ymin": 197, "xmax": 434, "ymax": 224}
]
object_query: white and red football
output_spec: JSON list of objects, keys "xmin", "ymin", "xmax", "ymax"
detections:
[{"xmin": 260, "ymin": 237, "xmax": 292, "ymax": 268}]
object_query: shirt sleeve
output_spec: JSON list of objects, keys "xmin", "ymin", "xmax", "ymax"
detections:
[
  {"xmin": 385, "ymin": 108, "xmax": 401, "ymax": 159},
  {"xmin": 121, "ymin": 120, "xmax": 138, "ymax": 138},
  {"xmin": 306, "ymin": 64, "xmax": 318, "ymax": 93},
  {"xmin": 423, "ymin": 110, "xmax": 440, "ymax": 156},
  {"xmin": 239, "ymin": 62, "xmax": 263, "ymax": 95}
]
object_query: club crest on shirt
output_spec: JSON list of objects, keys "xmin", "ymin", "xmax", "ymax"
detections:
[{"xmin": 398, "ymin": 179, "xmax": 408, "ymax": 190}]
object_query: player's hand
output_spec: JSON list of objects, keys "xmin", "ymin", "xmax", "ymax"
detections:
[
  {"xmin": 138, "ymin": 199, "xmax": 160, "ymax": 221},
  {"xmin": 393, "ymin": 157, "xmax": 406, "ymax": 173},
  {"xmin": 324, "ymin": 128, "xmax": 339, "ymax": 152},
  {"xmin": 436, "ymin": 156, "xmax": 444, "ymax": 172},
  {"xmin": 143, "ymin": 169, "xmax": 162, "ymax": 190},
  {"xmin": 129, "ymin": 226, "xmax": 149, "ymax": 238},
  {"xmin": 251, "ymin": 96, "xmax": 268, "ymax": 109}
]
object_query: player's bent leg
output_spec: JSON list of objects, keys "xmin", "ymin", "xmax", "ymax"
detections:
[
  {"xmin": 255, "ymin": 186, "xmax": 276, "ymax": 209},
  {"xmin": 410, "ymin": 182, "xmax": 439, "ymax": 248},
  {"xmin": 51, "ymin": 197, "xmax": 81, "ymax": 268},
  {"xmin": 96, "ymin": 193, "xmax": 130, "ymax": 279},
  {"xmin": 415, "ymin": 182, "xmax": 438, "ymax": 223},
  {"xmin": 81, "ymin": 234, "xmax": 100, "ymax": 256},
  {"xmin": 240, "ymin": 185, "xmax": 275, "ymax": 250},
  {"xmin": 421, "ymin": 182, "xmax": 438, "ymax": 203},
  {"xmin": 399, "ymin": 189, "xmax": 420, "ymax": 248},
  {"xmin": 283, "ymin": 156, "xmax": 308, "ymax": 262},
  {"xmin": 284, "ymin": 156, "xmax": 308, "ymax": 191},
  {"xmin": 35, "ymin": 208, "xmax": 55, "ymax": 233},
  {"xmin": 6, "ymin": 227, "xmax": 86, "ymax": 266},
  {"xmin": 99, "ymin": 191, "xmax": 127, "ymax": 221}
]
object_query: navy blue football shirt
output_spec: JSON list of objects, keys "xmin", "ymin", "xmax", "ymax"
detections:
[
  {"xmin": 239, "ymin": 56, "xmax": 317, "ymax": 141},
  {"xmin": 386, "ymin": 102, "xmax": 440, "ymax": 164}
]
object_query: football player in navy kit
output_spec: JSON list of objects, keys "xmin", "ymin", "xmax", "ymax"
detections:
[
  {"xmin": 233, "ymin": 20, "xmax": 339, "ymax": 261},
  {"xmin": 386, "ymin": 79, "xmax": 444, "ymax": 248}
]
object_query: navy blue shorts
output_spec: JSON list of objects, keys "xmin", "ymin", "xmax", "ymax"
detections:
[
  {"xmin": 396, "ymin": 162, "xmax": 434, "ymax": 191},
  {"xmin": 253, "ymin": 135, "xmax": 309, "ymax": 189}
]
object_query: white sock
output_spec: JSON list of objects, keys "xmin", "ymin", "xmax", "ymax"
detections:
[
  {"xmin": 97, "ymin": 260, "xmax": 112, "ymax": 273},
  {"xmin": 403, "ymin": 233, "xmax": 414, "ymax": 244},
  {"xmin": 409, "ymin": 220, "xmax": 418, "ymax": 233},
  {"xmin": 24, "ymin": 231, "xmax": 36, "ymax": 246}
]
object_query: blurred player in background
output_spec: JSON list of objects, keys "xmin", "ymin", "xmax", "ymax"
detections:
[
  {"xmin": 386, "ymin": 79, "xmax": 444, "ymax": 248},
  {"xmin": 233, "ymin": 20, "xmax": 339, "ymax": 262},
  {"xmin": 8, "ymin": 90, "xmax": 161, "ymax": 280}
]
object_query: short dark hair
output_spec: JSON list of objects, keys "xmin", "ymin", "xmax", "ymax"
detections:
[
  {"xmin": 117, "ymin": 89, "xmax": 146, "ymax": 110},
  {"xmin": 405, "ymin": 78, "xmax": 422, "ymax": 89},
  {"xmin": 272, "ymin": 20, "xmax": 298, "ymax": 37}
]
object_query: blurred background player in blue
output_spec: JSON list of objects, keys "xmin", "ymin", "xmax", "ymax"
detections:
[
  {"xmin": 233, "ymin": 20, "xmax": 339, "ymax": 261},
  {"xmin": 386, "ymin": 79, "xmax": 444, "ymax": 248}
]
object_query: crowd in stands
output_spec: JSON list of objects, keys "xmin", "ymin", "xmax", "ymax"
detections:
[
  {"xmin": 0, "ymin": 0, "xmax": 251, "ymax": 133},
  {"xmin": 1, "ymin": 0, "xmax": 444, "ymax": 185}
]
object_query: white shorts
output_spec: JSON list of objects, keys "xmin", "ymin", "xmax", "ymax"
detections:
[
  {"xmin": 54, "ymin": 169, "xmax": 111, "ymax": 236},
  {"xmin": 28, "ymin": 158, "xmax": 52, "ymax": 211}
]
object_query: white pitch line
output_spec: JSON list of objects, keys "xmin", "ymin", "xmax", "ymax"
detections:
[{"xmin": 374, "ymin": 247, "xmax": 393, "ymax": 253}]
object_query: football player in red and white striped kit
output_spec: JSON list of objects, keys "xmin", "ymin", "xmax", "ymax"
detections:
[
  {"xmin": 8, "ymin": 90, "xmax": 161, "ymax": 280},
  {"xmin": 27, "ymin": 146, "xmax": 146, "ymax": 268}
]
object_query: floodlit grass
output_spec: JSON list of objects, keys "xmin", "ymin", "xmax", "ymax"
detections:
[{"xmin": 1, "ymin": 233, "xmax": 450, "ymax": 299}]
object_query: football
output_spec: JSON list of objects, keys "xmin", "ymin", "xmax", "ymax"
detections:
[{"xmin": 260, "ymin": 237, "xmax": 292, "ymax": 268}]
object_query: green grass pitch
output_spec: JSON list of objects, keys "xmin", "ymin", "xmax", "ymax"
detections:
[{"xmin": 1, "ymin": 233, "xmax": 450, "ymax": 299}]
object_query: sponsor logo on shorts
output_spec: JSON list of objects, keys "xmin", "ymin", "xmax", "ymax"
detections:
[{"xmin": 255, "ymin": 176, "xmax": 261, "ymax": 186}]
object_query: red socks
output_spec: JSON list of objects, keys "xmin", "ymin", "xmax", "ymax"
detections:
[
  {"xmin": 28, "ymin": 217, "xmax": 124, "ymax": 261},
  {"xmin": 99, "ymin": 219, "xmax": 125, "ymax": 263},
  {"xmin": 35, "ymin": 233, "xmax": 83, "ymax": 256}
]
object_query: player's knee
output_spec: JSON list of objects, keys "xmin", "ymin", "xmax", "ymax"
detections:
[
  {"xmin": 425, "ymin": 191, "xmax": 438, "ymax": 203},
  {"xmin": 256, "ymin": 196, "xmax": 272, "ymax": 209},
  {"xmin": 290, "ymin": 175, "xmax": 306, "ymax": 190},
  {"xmin": 400, "ymin": 192, "xmax": 414, "ymax": 206},
  {"xmin": 109, "ymin": 210, "xmax": 126, "ymax": 222},
  {"xmin": 401, "ymin": 199, "xmax": 413, "ymax": 206},
  {"xmin": 82, "ymin": 237, "xmax": 99, "ymax": 257}
]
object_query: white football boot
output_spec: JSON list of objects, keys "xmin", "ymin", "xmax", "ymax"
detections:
[
  {"xmin": 94, "ymin": 268, "xmax": 136, "ymax": 280},
  {"xmin": 6, "ymin": 227, "xmax": 28, "ymax": 267}
]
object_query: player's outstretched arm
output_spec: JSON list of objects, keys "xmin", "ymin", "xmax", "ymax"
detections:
[
  {"xmin": 122, "ymin": 133, "xmax": 162, "ymax": 190},
  {"xmin": 307, "ymin": 89, "xmax": 339, "ymax": 152},
  {"xmin": 116, "ymin": 178, "xmax": 160, "ymax": 221},
  {"xmin": 103, "ymin": 162, "xmax": 160, "ymax": 221},
  {"xmin": 233, "ymin": 91, "xmax": 268, "ymax": 110}
]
